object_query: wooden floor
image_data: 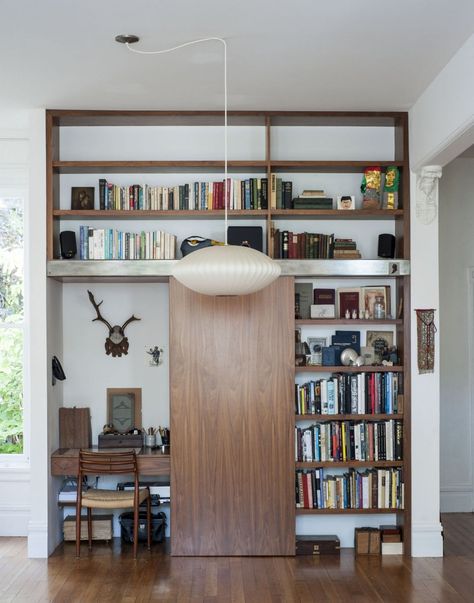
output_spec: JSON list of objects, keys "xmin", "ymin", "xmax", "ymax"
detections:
[{"xmin": 0, "ymin": 514, "xmax": 473, "ymax": 602}]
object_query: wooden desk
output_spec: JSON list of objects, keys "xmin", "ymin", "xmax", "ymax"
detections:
[{"xmin": 51, "ymin": 447, "xmax": 170, "ymax": 476}]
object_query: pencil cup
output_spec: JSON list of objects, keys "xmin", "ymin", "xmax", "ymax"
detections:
[{"xmin": 145, "ymin": 434, "xmax": 156, "ymax": 448}]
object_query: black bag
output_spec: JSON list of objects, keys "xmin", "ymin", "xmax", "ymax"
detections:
[{"xmin": 180, "ymin": 236, "xmax": 219, "ymax": 257}]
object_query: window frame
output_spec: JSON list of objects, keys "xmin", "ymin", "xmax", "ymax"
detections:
[{"xmin": 0, "ymin": 166, "xmax": 29, "ymax": 467}]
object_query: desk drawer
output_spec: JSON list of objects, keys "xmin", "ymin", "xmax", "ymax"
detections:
[
  {"xmin": 52, "ymin": 456, "xmax": 78, "ymax": 476},
  {"xmin": 138, "ymin": 455, "xmax": 170, "ymax": 476}
]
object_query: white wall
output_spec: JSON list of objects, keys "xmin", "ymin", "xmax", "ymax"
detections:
[
  {"xmin": 27, "ymin": 110, "xmax": 49, "ymax": 557},
  {"xmin": 62, "ymin": 282, "xmax": 170, "ymax": 437},
  {"xmin": 410, "ymin": 34, "xmax": 474, "ymax": 171},
  {"xmin": 439, "ymin": 157, "xmax": 474, "ymax": 512}
]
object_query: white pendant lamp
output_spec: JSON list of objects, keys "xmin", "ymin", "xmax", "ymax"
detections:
[{"xmin": 120, "ymin": 35, "xmax": 281, "ymax": 295}]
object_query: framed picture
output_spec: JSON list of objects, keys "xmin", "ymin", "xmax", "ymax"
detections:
[
  {"xmin": 361, "ymin": 346, "xmax": 376, "ymax": 366},
  {"xmin": 337, "ymin": 287, "xmax": 362, "ymax": 318},
  {"xmin": 71, "ymin": 186, "xmax": 95, "ymax": 210},
  {"xmin": 107, "ymin": 388, "xmax": 142, "ymax": 433},
  {"xmin": 366, "ymin": 331, "xmax": 394, "ymax": 363},
  {"xmin": 362, "ymin": 286, "xmax": 391, "ymax": 319},
  {"xmin": 306, "ymin": 337, "xmax": 327, "ymax": 365},
  {"xmin": 337, "ymin": 195, "xmax": 355, "ymax": 210}
]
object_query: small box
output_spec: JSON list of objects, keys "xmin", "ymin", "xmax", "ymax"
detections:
[
  {"xmin": 296, "ymin": 535, "xmax": 340, "ymax": 556},
  {"xmin": 98, "ymin": 433, "xmax": 144, "ymax": 448},
  {"xmin": 311, "ymin": 304, "xmax": 335, "ymax": 319},
  {"xmin": 63, "ymin": 514, "xmax": 113, "ymax": 541},
  {"xmin": 381, "ymin": 542, "xmax": 403, "ymax": 555},
  {"xmin": 355, "ymin": 528, "xmax": 380, "ymax": 555}
]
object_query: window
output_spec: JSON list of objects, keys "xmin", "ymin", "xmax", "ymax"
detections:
[{"xmin": 0, "ymin": 195, "xmax": 24, "ymax": 453}]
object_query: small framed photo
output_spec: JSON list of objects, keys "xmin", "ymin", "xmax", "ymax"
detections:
[
  {"xmin": 71, "ymin": 187, "xmax": 94, "ymax": 210},
  {"xmin": 337, "ymin": 195, "xmax": 355, "ymax": 210},
  {"xmin": 366, "ymin": 331, "xmax": 394, "ymax": 363},
  {"xmin": 307, "ymin": 337, "xmax": 327, "ymax": 365},
  {"xmin": 107, "ymin": 388, "xmax": 142, "ymax": 433}
]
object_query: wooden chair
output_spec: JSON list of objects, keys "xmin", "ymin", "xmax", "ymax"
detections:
[{"xmin": 76, "ymin": 449, "xmax": 151, "ymax": 558}]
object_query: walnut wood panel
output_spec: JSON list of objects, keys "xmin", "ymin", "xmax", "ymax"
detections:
[
  {"xmin": 51, "ymin": 448, "xmax": 170, "ymax": 477},
  {"xmin": 170, "ymin": 277, "xmax": 295, "ymax": 556}
]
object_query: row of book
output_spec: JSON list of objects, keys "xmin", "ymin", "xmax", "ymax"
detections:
[
  {"xmin": 296, "ymin": 467, "xmax": 404, "ymax": 510},
  {"xmin": 273, "ymin": 230, "xmax": 341, "ymax": 259},
  {"xmin": 98, "ymin": 178, "xmax": 270, "ymax": 211},
  {"xmin": 295, "ymin": 419, "xmax": 403, "ymax": 463},
  {"xmin": 295, "ymin": 373, "xmax": 402, "ymax": 416},
  {"xmin": 79, "ymin": 226, "xmax": 177, "ymax": 260}
]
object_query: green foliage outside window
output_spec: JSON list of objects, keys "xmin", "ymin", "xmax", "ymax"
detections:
[{"xmin": 0, "ymin": 199, "xmax": 24, "ymax": 453}]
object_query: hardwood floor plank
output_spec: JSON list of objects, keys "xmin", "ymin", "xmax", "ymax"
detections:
[{"xmin": 1, "ymin": 514, "xmax": 474, "ymax": 602}]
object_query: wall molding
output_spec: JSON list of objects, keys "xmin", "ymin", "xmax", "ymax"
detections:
[
  {"xmin": 27, "ymin": 520, "xmax": 48, "ymax": 558},
  {"xmin": 412, "ymin": 522, "xmax": 444, "ymax": 557},
  {"xmin": 0, "ymin": 504, "xmax": 30, "ymax": 536}
]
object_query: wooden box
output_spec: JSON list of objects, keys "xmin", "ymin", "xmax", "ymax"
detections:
[
  {"xmin": 63, "ymin": 514, "xmax": 113, "ymax": 541},
  {"xmin": 355, "ymin": 528, "xmax": 380, "ymax": 555},
  {"xmin": 59, "ymin": 407, "xmax": 91, "ymax": 448},
  {"xmin": 296, "ymin": 535, "xmax": 340, "ymax": 555},
  {"xmin": 98, "ymin": 434, "xmax": 144, "ymax": 448}
]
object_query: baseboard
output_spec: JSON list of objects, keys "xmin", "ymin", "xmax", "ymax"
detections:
[
  {"xmin": 27, "ymin": 520, "xmax": 48, "ymax": 558},
  {"xmin": 0, "ymin": 504, "xmax": 30, "ymax": 536},
  {"xmin": 411, "ymin": 522, "xmax": 444, "ymax": 557},
  {"xmin": 440, "ymin": 489, "xmax": 474, "ymax": 512}
]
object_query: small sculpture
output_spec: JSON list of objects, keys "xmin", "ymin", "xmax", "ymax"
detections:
[
  {"xmin": 361, "ymin": 166, "xmax": 381, "ymax": 209},
  {"xmin": 383, "ymin": 166, "xmax": 400, "ymax": 209}
]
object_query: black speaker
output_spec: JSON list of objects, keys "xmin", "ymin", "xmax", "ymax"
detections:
[
  {"xmin": 227, "ymin": 226, "xmax": 263, "ymax": 252},
  {"xmin": 377, "ymin": 234, "xmax": 396, "ymax": 259},
  {"xmin": 60, "ymin": 231, "xmax": 77, "ymax": 259}
]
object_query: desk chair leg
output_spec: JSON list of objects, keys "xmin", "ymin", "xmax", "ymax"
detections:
[
  {"xmin": 87, "ymin": 508, "xmax": 92, "ymax": 551},
  {"xmin": 75, "ymin": 508, "xmax": 81, "ymax": 558},
  {"xmin": 147, "ymin": 495, "xmax": 151, "ymax": 551},
  {"xmin": 133, "ymin": 505, "xmax": 139, "ymax": 559}
]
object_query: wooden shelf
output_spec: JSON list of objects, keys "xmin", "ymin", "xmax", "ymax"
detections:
[
  {"xmin": 271, "ymin": 209, "xmax": 404, "ymax": 220},
  {"xmin": 296, "ymin": 319, "xmax": 402, "ymax": 326},
  {"xmin": 295, "ymin": 414, "xmax": 403, "ymax": 421},
  {"xmin": 53, "ymin": 209, "xmax": 269, "ymax": 220},
  {"xmin": 52, "ymin": 160, "xmax": 268, "ymax": 174},
  {"xmin": 295, "ymin": 365, "xmax": 403, "ymax": 373},
  {"xmin": 270, "ymin": 160, "xmax": 405, "ymax": 173},
  {"xmin": 296, "ymin": 508, "xmax": 403, "ymax": 515},
  {"xmin": 296, "ymin": 461, "xmax": 404, "ymax": 468}
]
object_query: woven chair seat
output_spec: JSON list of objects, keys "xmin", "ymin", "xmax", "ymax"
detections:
[{"xmin": 81, "ymin": 487, "xmax": 149, "ymax": 509}]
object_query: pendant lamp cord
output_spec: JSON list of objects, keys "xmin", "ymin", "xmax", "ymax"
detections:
[{"xmin": 125, "ymin": 37, "xmax": 229, "ymax": 244}]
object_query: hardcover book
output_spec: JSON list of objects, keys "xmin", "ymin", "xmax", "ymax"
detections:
[
  {"xmin": 295, "ymin": 283, "xmax": 313, "ymax": 319},
  {"xmin": 337, "ymin": 288, "xmax": 362, "ymax": 318}
]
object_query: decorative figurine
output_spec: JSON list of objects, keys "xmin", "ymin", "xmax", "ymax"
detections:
[
  {"xmin": 352, "ymin": 309, "xmax": 358, "ymax": 320},
  {"xmin": 361, "ymin": 166, "xmax": 381, "ymax": 209},
  {"xmin": 383, "ymin": 166, "xmax": 400, "ymax": 209},
  {"xmin": 345, "ymin": 309, "xmax": 351, "ymax": 319}
]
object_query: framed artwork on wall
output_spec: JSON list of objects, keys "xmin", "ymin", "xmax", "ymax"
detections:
[{"xmin": 106, "ymin": 388, "xmax": 142, "ymax": 433}]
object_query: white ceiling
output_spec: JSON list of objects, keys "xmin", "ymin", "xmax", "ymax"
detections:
[{"xmin": 0, "ymin": 0, "xmax": 473, "ymax": 111}]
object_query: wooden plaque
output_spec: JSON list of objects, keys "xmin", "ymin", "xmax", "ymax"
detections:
[{"xmin": 59, "ymin": 407, "xmax": 91, "ymax": 449}]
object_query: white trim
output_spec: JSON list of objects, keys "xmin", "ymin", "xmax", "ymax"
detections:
[
  {"xmin": 412, "ymin": 116, "xmax": 474, "ymax": 172},
  {"xmin": 0, "ymin": 504, "xmax": 29, "ymax": 536},
  {"xmin": 0, "ymin": 467, "xmax": 30, "ymax": 481},
  {"xmin": 27, "ymin": 520, "xmax": 48, "ymax": 558},
  {"xmin": 411, "ymin": 522, "xmax": 444, "ymax": 557}
]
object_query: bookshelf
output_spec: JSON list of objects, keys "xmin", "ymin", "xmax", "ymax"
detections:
[{"xmin": 45, "ymin": 110, "xmax": 410, "ymax": 554}]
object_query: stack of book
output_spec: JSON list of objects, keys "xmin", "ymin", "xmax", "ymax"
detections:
[
  {"xmin": 273, "ymin": 230, "xmax": 334, "ymax": 259},
  {"xmin": 98, "ymin": 178, "xmax": 268, "ymax": 211},
  {"xmin": 270, "ymin": 175, "xmax": 293, "ymax": 209},
  {"xmin": 292, "ymin": 190, "xmax": 333, "ymax": 210},
  {"xmin": 333, "ymin": 238, "xmax": 361, "ymax": 259},
  {"xmin": 380, "ymin": 525, "xmax": 403, "ymax": 554},
  {"xmin": 79, "ymin": 226, "xmax": 177, "ymax": 260},
  {"xmin": 295, "ymin": 467, "xmax": 404, "ymax": 510}
]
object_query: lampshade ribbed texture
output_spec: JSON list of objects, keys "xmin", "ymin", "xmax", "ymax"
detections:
[{"xmin": 173, "ymin": 245, "xmax": 281, "ymax": 296}]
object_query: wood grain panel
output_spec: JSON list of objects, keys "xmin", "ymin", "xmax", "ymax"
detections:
[
  {"xmin": 51, "ymin": 448, "xmax": 170, "ymax": 477},
  {"xmin": 170, "ymin": 277, "xmax": 295, "ymax": 556}
]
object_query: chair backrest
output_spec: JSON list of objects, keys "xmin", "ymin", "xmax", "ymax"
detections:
[{"xmin": 78, "ymin": 449, "xmax": 138, "ymax": 478}]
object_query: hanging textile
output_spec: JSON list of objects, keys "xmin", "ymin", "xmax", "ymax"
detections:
[{"xmin": 415, "ymin": 309, "xmax": 437, "ymax": 374}]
